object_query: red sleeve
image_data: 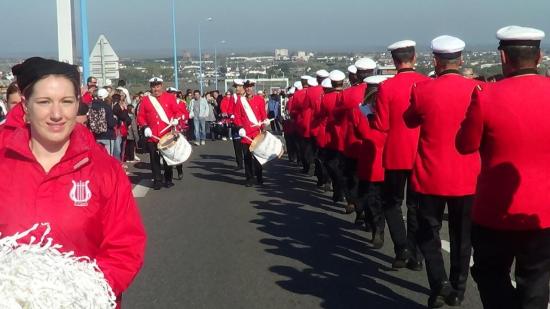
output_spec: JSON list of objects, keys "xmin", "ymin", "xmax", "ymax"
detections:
[
  {"xmin": 233, "ymin": 101, "xmax": 244, "ymax": 127},
  {"xmin": 169, "ymin": 96, "xmax": 183, "ymax": 118},
  {"xmin": 373, "ymin": 83, "xmax": 390, "ymax": 132},
  {"xmin": 259, "ymin": 97, "xmax": 267, "ymax": 121},
  {"xmin": 137, "ymin": 98, "xmax": 147, "ymax": 127},
  {"xmin": 403, "ymin": 85, "xmax": 422, "ymax": 128},
  {"xmin": 96, "ymin": 163, "xmax": 146, "ymax": 296},
  {"xmin": 354, "ymin": 108, "xmax": 371, "ymax": 140},
  {"xmin": 456, "ymin": 87, "xmax": 484, "ymax": 154}
]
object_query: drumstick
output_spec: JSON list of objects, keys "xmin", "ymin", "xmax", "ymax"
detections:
[
  {"xmin": 251, "ymin": 118, "xmax": 275, "ymax": 127},
  {"xmin": 160, "ymin": 124, "xmax": 174, "ymax": 135}
]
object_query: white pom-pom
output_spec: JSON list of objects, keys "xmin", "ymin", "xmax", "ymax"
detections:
[
  {"xmin": 238, "ymin": 128, "xmax": 247, "ymax": 137},
  {"xmin": 0, "ymin": 223, "xmax": 117, "ymax": 309}
]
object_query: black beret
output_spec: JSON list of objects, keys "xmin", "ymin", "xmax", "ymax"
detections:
[{"xmin": 12, "ymin": 57, "xmax": 80, "ymax": 92}]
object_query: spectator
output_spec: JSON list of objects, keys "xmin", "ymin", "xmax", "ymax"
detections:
[
  {"xmin": 90, "ymin": 89, "xmax": 117, "ymax": 155},
  {"xmin": 188, "ymin": 90, "xmax": 209, "ymax": 145},
  {"xmin": 206, "ymin": 92, "xmax": 218, "ymax": 140},
  {"xmin": 267, "ymin": 92, "xmax": 282, "ymax": 132},
  {"xmin": 125, "ymin": 104, "xmax": 140, "ymax": 163}
]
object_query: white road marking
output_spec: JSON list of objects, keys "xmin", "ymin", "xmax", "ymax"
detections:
[{"xmin": 132, "ymin": 180, "xmax": 151, "ymax": 198}]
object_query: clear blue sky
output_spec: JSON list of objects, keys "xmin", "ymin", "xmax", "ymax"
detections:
[{"xmin": 1, "ymin": 0, "xmax": 549, "ymax": 57}]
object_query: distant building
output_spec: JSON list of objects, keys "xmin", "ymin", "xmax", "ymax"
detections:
[{"xmin": 275, "ymin": 49, "xmax": 289, "ymax": 60}]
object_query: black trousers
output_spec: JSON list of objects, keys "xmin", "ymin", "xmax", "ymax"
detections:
[
  {"xmin": 146, "ymin": 142, "xmax": 172, "ymax": 183},
  {"xmin": 270, "ymin": 117, "xmax": 281, "ymax": 132},
  {"xmin": 324, "ymin": 150, "xmax": 348, "ymax": 202},
  {"xmin": 299, "ymin": 137, "xmax": 315, "ymax": 172},
  {"xmin": 315, "ymin": 147, "xmax": 329, "ymax": 186},
  {"xmin": 356, "ymin": 181, "xmax": 385, "ymax": 233},
  {"xmin": 125, "ymin": 140, "xmax": 136, "ymax": 162},
  {"xmin": 416, "ymin": 194, "xmax": 473, "ymax": 296},
  {"xmin": 285, "ymin": 133, "xmax": 298, "ymax": 163},
  {"xmin": 383, "ymin": 170, "xmax": 421, "ymax": 258},
  {"xmin": 471, "ymin": 225, "xmax": 550, "ymax": 309},
  {"xmin": 232, "ymin": 138, "xmax": 244, "ymax": 168},
  {"xmin": 343, "ymin": 156, "xmax": 358, "ymax": 205},
  {"xmin": 243, "ymin": 143, "xmax": 262, "ymax": 182}
]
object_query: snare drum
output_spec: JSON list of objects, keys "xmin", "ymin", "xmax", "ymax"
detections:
[
  {"xmin": 157, "ymin": 131, "xmax": 192, "ymax": 166},
  {"xmin": 249, "ymin": 131, "xmax": 284, "ymax": 165}
]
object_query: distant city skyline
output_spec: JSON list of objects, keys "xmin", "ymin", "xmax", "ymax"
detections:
[{"xmin": 2, "ymin": 0, "xmax": 550, "ymax": 58}]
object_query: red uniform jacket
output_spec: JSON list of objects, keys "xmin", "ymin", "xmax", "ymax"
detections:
[
  {"xmin": 283, "ymin": 96, "xmax": 297, "ymax": 135},
  {"xmin": 137, "ymin": 92, "xmax": 182, "ymax": 143},
  {"xmin": 342, "ymin": 83, "xmax": 368, "ymax": 158},
  {"xmin": 357, "ymin": 119, "xmax": 386, "ymax": 182},
  {"xmin": 325, "ymin": 91, "xmax": 347, "ymax": 152},
  {"xmin": 456, "ymin": 74, "xmax": 550, "ymax": 230},
  {"xmin": 0, "ymin": 124, "xmax": 146, "ymax": 297},
  {"xmin": 291, "ymin": 88, "xmax": 309, "ymax": 137},
  {"xmin": 176, "ymin": 100, "xmax": 190, "ymax": 131},
  {"xmin": 233, "ymin": 95, "xmax": 267, "ymax": 145},
  {"xmin": 302, "ymin": 85, "xmax": 324, "ymax": 138},
  {"xmin": 220, "ymin": 96, "xmax": 234, "ymax": 115},
  {"xmin": 374, "ymin": 71, "xmax": 429, "ymax": 170},
  {"xmin": 313, "ymin": 91, "xmax": 340, "ymax": 148},
  {"xmin": 404, "ymin": 72, "xmax": 480, "ymax": 196}
]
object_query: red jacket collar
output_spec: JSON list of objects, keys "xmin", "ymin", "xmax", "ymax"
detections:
[{"xmin": 3, "ymin": 102, "xmax": 26, "ymax": 130}]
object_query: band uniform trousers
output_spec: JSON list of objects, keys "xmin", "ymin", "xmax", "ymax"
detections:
[
  {"xmin": 324, "ymin": 150, "xmax": 348, "ymax": 203},
  {"xmin": 146, "ymin": 141, "xmax": 173, "ymax": 183},
  {"xmin": 315, "ymin": 147, "xmax": 329, "ymax": 186},
  {"xmin": 299, "ymin": 137, "xmax": 315, "ymax": 173},
  {"xmin": 471, "ymin": 225, "xmax": 550, "ymax": 309},
  {"xmin": 416, "ymin": 194, "xmax": 473, "ymax": 297},
  {"xmin": 230, "ymin": 126, "xmax": 244, "ymax": 168},
  {"xmin": 383, "ymin": 170, "xmax": 421, "ymax": 259},
  {"xmin": 356, "ymin": 181, "xmax": 385, "ymax": 234},
  {"xmin": 243, "ymin": 144, "xmax": 262, "ymax": 183},
  {"xmin": 343, "ymin": 156, "xmax": 358, "ymax": 205},
  {"xmin": 284, "ymin": 133, "xmax": 299, "ymax": 163}
]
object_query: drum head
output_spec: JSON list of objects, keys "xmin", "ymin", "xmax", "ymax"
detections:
[
  {"xmin": 158, "ymin": 132, "xmax": 177, "ymax": 150},
  {"xmin": 249, "ymin": 133, "xmax": 266, "ymax": 152}
]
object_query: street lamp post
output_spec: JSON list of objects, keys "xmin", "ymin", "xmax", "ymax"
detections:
[
  {"xmin": 171, "ymin": 0, "xmax": 178, "ymax": 90},
  {"xmin": 214, "ymin": 40, "xmax": 226, "ymax": 91},
  {"xmin": 198, "ymin": 17, "xmax": 212, "ymax": 94}
]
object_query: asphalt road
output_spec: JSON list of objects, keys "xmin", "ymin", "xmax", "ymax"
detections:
[{"xmin": 124, "ymin": 139, "xmax": 483, "ymax": 309}]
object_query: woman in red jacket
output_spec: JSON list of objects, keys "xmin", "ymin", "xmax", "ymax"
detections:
[{"xmin": 0, "ymin": 57, "xmax": 146, "ymax": 307}]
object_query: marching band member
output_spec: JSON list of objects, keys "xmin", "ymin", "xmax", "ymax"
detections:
[
  {"xmin": 404, "ymin": 35, "xmax": 481, "ymax": 308},
  {"xmin": 309, "ymin": 70, "xmax": 330, "ymax": 188},
  {"xmin": 373, "ymin": 40, "xmax": 429, "ymax": 270},
  {"xmin": 233, "ymin": 80, "xmax": 269, "ymax": 187},
  {"xmin": 137, "ymin": 77, "xmax": 182, "ymax": 190},
  {"xmin": 293, "ymin": 76, "xmax": 313, "ymax": 174},
  {"xmin": 229, "ymin": 79, "xmax": 245, "ymax": 170},
  {"xmin": 457, "ymin": 25, "xmax": 550, "ymax": 309},
  {"xmin": 167, "ymin": 87, "xmax": 189, "ymax": 180}
]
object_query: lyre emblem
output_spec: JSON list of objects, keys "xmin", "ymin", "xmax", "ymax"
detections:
[{"xmin": 69, "ymin": 180, "xmax": 92, "ymax": 207}]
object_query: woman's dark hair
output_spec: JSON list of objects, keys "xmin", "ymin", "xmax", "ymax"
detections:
[{"xmin": 5, "ymin": 82, "xmax": 20, "ymax": 102}]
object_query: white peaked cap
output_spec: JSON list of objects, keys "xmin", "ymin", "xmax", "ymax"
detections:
[
  {"xmin": 428, "ymin": 71, "xmax": 436, "ymax": 77},
  {"xmin": 257, "ymin": 90, "xmax": 264, "ymax": 94},
  {"xmin": 347, "ymin": 65, "xmax": 357, "ymax": 74},
  {"xmin": 321, "ymin": 78, "xmax": 332, "ymax": 88},
  {"xmin": 431, "ymin": 35, "xmax": 466, "ymax": 54},
  {"xmin": 293, "ymin": 81, "xmax": 303, "ymax": 90},
  {"xmin": 329, "ymin": 70, "xmax": 346, "ymax": 82},
  {"xmin": 149, "ymin": 77, "xmax": 163, "ymax": 83},
  {"xmin": 300, "ymin": 75, "xmax": 313, "ymax": 80},
  {"xmin": 497, "ymin": 25, "xmax": 545, "ymax": 41},
  {"xmin": 316, "ymin": 69, "xmax": 330, "ymax": 78},
  {"xmin": 388, "ymin": 40, "xmax": 416, "ymax": 51},
  {"xmin": 355, "ymin": 58, "xmax": 377, "ymax": 70},
  {"xmin": 97, "ymin": 88, "xmax": 109, "ymax": 99},
  {"xmin": 364, "ymin": 75, "xmax": 390, "ymax": 85},
  {"xmin": 233, "ymin": 79, "xmax": 245, "ymax": 86},
  {"xmin": 166, "ymin": 87, "xmax": 178, "ymax": 92},
  {"xmin": 288, "ymin": 87, "xmax": 296, "ymax": 94},
  {"xmin": 307, "ymin": 78, "xmax": 318, "ymax": 87}
]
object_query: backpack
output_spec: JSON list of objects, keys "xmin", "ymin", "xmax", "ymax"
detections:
[{"xmin": 88, "ymin": 107, "xmax": 108, "ymax": 134}]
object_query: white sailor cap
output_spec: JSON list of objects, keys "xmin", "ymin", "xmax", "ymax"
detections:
[
  {"xmin": 307, "ymin": 78, "xmax": 318, "ymax": 87},
  {"xmin": 428, "ymin": 71, "xmax": 436, "ymax": 77},
  {"xmin": 233, "ymin": 79, "xmax": 245, "ymax": 86},
  {"xmin": 347, "ymin": 65, "xmax": 357, "ymax": 74},
  {"xmin": 316, "ymin": 69, "xmax": 330, "ymax": 78},
  {"xmin": 97, "ymin": 88, "xmax": 109, "ymax": 100},
  {"xmin": 166, "ymin": 87, "xmax": 178, "ymax": 93},
  {"xmin": 149, "ymin": 77, "xmax": 163, "ymax": 83},
  {"xmin": 288, "ymin": 87, "xmax": 296, "ymax": 95},
  {"xmin": 321, "ymin": 78, "xmax": 332, "ymax": 89},
  {"xmin": 329, "ymin": 70, "xmax": 346, "ymax": 82},
  {"xmin": 244, "ymin": 79, "xmax": 256, "ymax": 86},
  {"xmin": 388, "ymin": 40, "xmax": 416, "ymax": 51},
  {"xmin": 364, "ymin": 75, "xmax": 390, "ymax": 85},
  {"xmin": 431, "ymin": 35, "xmax": 465, "ymax": 58},
  {"xmin": 355, "ymin": 58, "xmax": 377, "ymax": 71},
  {"xmin": 293, "ymin": 81, "xmax": 303, "ymax": 90},
  {"xmin": 257, "ymin": 90, "xmax": 264, "ymax": 95},
  {"xmin": 497, "ymin": 25, "xmax": 545, "ymax": 48}
]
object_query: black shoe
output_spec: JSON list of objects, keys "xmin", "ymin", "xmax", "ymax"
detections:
[
  {"xmin": 428, "ymin": 282, "xmax": 453, "ymax": 308},
  {"xmin": 153, "ymin": 182, "xmax": 162, "ymax": 190},
  {"xmin": 406, "ymin": 259, "xmax": 424, "ymax": 271},
  {"xmin": 256, "ymin": 179, "xmax": 264, "ymax": 186},
  {"xmin": 176, "ymin": 172, "xmax": 183, "ymax": 180},
  {"xmin": 372, "ymin": 232, "xmax": 384, "ymax": 249},
  {"xmin": 164, "ymin": 181, "xmax": 175, "ymax": 188},
  {"xmin": 234, "ymin": 165, "xmax": 243, "ymax": 171},
  {"xmin": 445, "ymin": 291, "xmax": 464, "ymax": 307},
  {"xmin": 392, "ymin": 249, "xmax": 410, "ymax": 269},
  {"xmin": 323, "ymin": 182, "xmax": 333, "ymax": 192},
  {"xmin": 245, "ymin": 179, "xmax": 253, "ymax": 187},
  {"xmin": 344, "ymin": 203, "xmax": 355, "ymax": 214}
]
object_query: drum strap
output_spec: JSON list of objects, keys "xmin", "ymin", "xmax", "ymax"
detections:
[
  {"xmin": 240, "ymin": 96, "xmax": 259, "ymax": 126},
  {"xmin": 148, "ymin": 95, "xmax": 170, "ymax": 125}
]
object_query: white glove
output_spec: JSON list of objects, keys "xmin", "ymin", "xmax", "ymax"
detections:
[
  {"xmin": 144, "ymin": 127, "xmax": 153, "ymax": 138},
  {"xmin": 181, "ymin": 115, "xmax": 186, "ymax": 121},
  {"xmin": 171, "ymin": 119, "xmax": 179, "ymax": 126},
  {"xmin": 238, "ymin": 128, "xmax": 247, "ymax": 137},
  {"xmin": 230, "ymin": 115, "xmax": 235, "ymax": 119},
  {"xmin": 262, "ymin": 119, "xmax": 271, "ymax": 126}
]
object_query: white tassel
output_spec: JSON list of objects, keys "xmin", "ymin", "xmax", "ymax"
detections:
[{"xmin": 0, "ymin": 223, "xmax": 117, "ymax": 309}]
